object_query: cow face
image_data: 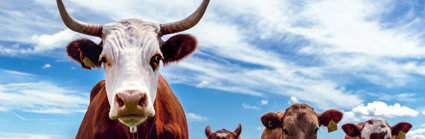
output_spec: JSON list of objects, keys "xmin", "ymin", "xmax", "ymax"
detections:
[
  {"xmin": 342, "ymin": 118, "xmax": 412, "ymax": 139},
  {"xmin": 58, "ymin": 0, "xmax": 208, "ymax": 129},
  {"xmin": 261, "ymin": 103, "xmax": 343, "ymax": 139},
  {"xmin": 205, "ymin": 124, "xmax": 242, "ymax": 139}
]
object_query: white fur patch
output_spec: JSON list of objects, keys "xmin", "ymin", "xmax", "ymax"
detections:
[
  {"xmin": 216, "ymin": 133, "xmax": 228, "ymax": 138},
  {"xmin": 361, "ymin": 118, "xmax": 391, "ymax": 139},
  {"xmin": 103, "ymin": 19, "xmax": 160, "ymax": 126}
]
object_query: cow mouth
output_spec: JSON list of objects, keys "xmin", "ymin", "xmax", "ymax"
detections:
[{"xmin": 117, "ymin": 115, "xmax": 147, "ymax": 127}]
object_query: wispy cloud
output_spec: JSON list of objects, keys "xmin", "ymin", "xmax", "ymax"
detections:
[
  {"xmin": 242, "ymin": 103, "xmax": 260, "ymax": 110},
  {"xmin": 260, "ymin": 100, "xmax": 268, "ymax": 106},
  {"xmin": 288, "ymin": 96, "xmax": 299, "ymax": 104},
  {"xmin": 0, "ymin": 69, "xmax": 88, "ymax": 114},
  {"xmin": 0, "ymin": 82, "xmax": 88, "ymax": 114},
  {"xmin": 14, "ymin": 113, "xmax": 25, "ymax": 120},
  {"xmin": 343, "ymin": 101, "xmax": 419, "ymax": 122},
  {"xmin": 375, "ymin": 93, "xmax": 417, "ymax": 102},
  {"xmin": 257, "ymin": 126, "xmax": 263, "ymax": 131},
  {"xmin": 0, "ymin": 132, "xmax": 53, "ymax": 139},
  {"xmin": 42, "ymin": 64, "xmax": 51, "ymax": 69},
  {"xmin": 186, "ymin": 112, "xmax": 208, "ymax": 122},
  {"xmin": 408, "ymin": 128, "xmax": 425, "ymax": 139},
  {"xmin": 0, "ymin": 106, "xmax": 6, "ymax": 111}
]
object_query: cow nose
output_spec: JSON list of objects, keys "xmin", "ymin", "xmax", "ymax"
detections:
[{"xmin": 115, "ymin": 91, "xmax": 147, "ymax": 109}]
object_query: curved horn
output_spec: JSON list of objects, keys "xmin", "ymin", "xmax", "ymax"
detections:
[
  {"xmin": 57, "ymin": 0, "xmax": 103, "ymax": 37},
  {"xmin": 160, "ymin": 0, "xmax": 210, "ymax": 35}
]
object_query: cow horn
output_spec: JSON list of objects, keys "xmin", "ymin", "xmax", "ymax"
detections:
[
  {"xmin": 160, "ymin": 0, "xmax": 210, "ymax": 35},
  {"xmin": 57, "ymin": 0, "xmax": 103, "ymax": 37}
]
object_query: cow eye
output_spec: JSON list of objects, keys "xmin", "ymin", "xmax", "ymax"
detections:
[
  {"xmin": 283, "ymin": 129, "xmax": 289, "ymax": 135},
  {"xmin": 314, "ymin": 128, "xmax": 319, "ymax": 134},
  {"xmin": 100, "ymin": 57, "xmax": 107, "ymax": 63},
  {"xmin": 150, "ymin": 54, "xmax": 163, "ymax": 71}
]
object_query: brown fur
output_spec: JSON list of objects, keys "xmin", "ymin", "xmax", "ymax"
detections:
[
  {"xmin": 66, "ymin": 38, "xmax": 103, "ymax": 70},
  {"xmin": 76, "ymin": 74, "xmax": 188, "ymax": 139},
  {"xmin": 205, "ymin": 124, "xmax": 242, "ymax": 139},
  {"xmin": 260, "ymin": 103, "xmax": 343, "ymax": 139},
  {"xmin": 342, "ymin": 119, "xmax": 412, "ymax": 139}
]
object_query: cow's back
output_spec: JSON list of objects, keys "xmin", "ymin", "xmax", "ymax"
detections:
[{"xmin": 76, "ymin": 74, "xmax": 188, "ymax": 139}]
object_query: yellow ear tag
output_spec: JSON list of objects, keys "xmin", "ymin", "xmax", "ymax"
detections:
[
  {"xmin": 83, "ymin": 57, "xmax": 95, "ymax": 68},
  {"xmin": 268, "ymin": 121, "xmax": 273, "ymax": 128},
  {"xmin": 397, "ymin": 131, "xmax": 406, "ymax": 139},
  {"xmin": 327, "ymin": 119, "xmax": 337, "ymax": 133}
]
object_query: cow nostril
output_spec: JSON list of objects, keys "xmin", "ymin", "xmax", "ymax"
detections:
[
  {"xmin": 116, "ymin": 97, "xmax": 124, "ymax": 107},
  {"xmin": 138, "ymin": 94, "xmax": 147, "ymax": 106}
]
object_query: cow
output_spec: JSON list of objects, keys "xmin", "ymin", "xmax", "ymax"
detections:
[
  {"xmin": 260, "ymin": 103, "xmax": 343, "ymax": 139},
  {"xmin": 56, "ymin": 0, "xmax": 209, "ymax": 138},
  {"xmin": 342, "ymin": 118, "xmax": 412, "ymax": 139},
  {"xmin": 205, "ymin": 124, "xmax": 242, "ymax": 139}
]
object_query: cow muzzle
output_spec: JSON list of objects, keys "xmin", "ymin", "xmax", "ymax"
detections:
[{"xmin": 109, "ymin": 90, "xmax": 155, "ymax": 127}]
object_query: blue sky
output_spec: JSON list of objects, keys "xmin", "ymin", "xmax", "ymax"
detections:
[{"xmin": 1, "ymin": 0, "xmax": 425, "ymax": 138}]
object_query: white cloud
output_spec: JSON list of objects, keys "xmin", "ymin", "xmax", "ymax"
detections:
[
  {"xmin": 257, "ymin": 126, "xmax": 263, "ymax": 131},
  {"xmin": 409, "ymin": 128, "xmax": 425, "ymax": 139},
  {"xmin": 343, "ymin": 101, "xmax": 419, "ymax": 122},
  {"xmin": 288, "ymin": 96, "xmax": 299, "ymax": 104},
  {"xmin": 0, "ymin": 82, "xmax": 89, "ymax": 114},
  {"xmin": 42, "ymin": 64, "xmax": 51, "ymax": 69},
  {"xmin": 376, "ymin": 93, "xmax": 417, "ymax": 102},
  {"xmin": 0, "ymin": 29, "xmax": 89, "ymax": 56},
  {"xmin": 242, "ymin": 103, "xmax": 260, "ymax": 110},
  {"xmin": 2, "ymin": 69, "xmax": 34, "ymax": 76},
  {"xmin": 0, "ymin": 69, "xmax": 89, "ymax": 114},
  {"xmin": 31, "ymin": 29, "xmax": 80, "ymax": 53},
  {"xmin": 260, "ymin": 100, "xmax": 268, "ymax": 106},
  {"xmin": 14, "ymin": 113, "xmax": 25, "ymax": 120},
  {"xmin": 0, "ymin": 132, "xmax": 53, "ymax": 139},
  {"xmin": 186, "ymin": 112, "xmax": 208, "ymax": 122},
  {"xmin": 0, "ymin": 106, "xmax": 6, "ymax": 111}
]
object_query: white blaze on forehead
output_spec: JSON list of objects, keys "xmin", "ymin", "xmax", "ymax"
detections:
[
  {"xmin": 216, "ymin": 133, "xmax": 228, "ymax": 138},
  {"xmin": 101, "ymin": 18, "xmax": 161, "ymax": 122},
  {"xmin": 361, "ymin": 118, "xmax": 392, "ymax": 139}
]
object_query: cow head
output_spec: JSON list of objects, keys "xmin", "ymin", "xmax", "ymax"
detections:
[
  {"xmin": 57, "ymin": 0, "xmax": 209, "ymax": 130},
  {"xmin": 342, "ymin": 118, "xmax": 412, "ymax": 139},
  {"xmin": 205, "ymin": 124, "xmax": 242, "ymax": 139},
  {"xmin": 260, "ymin": 103, "xmax": 343, "ymax": 139}
]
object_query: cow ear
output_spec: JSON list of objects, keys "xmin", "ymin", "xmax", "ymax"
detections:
[
  {"xmin": 318, "ymin": 109, "xmax": 343, "ymax": 126},
  {"xmin": 161, "ymin": 34, "xmax": 197, "ymax": 64},
  {"xmin": 205, "ymin": 126, "xmax": 213, "ymax": 138},
  {"xmin": 233, "ymin": 124, "xmax": 242, "ymax": 138},
  {"xmin": 66, "ymin": 38, "xmax": 103, "ymax": 70},
  {"xmin": 391, "ymin": 122, "xmax": 412, "ymax": 136},
  {"xmin": 342, "ymin": 123, "xmax": 362, "ymax": 137},
  {"xmin": 261, "ymin": 112, "xmax": 282, "ymax": 130}
]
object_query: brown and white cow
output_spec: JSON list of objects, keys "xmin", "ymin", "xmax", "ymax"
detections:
[
  {"xmin": 205, "ymin": 124, "xmax": 242, "ymax": 139},
  {"xmin": 342, "ymin": 118, "xmax": 412, "ymax": 139},
  {"xmin": 56, "ymin": 0, "xmax": 209, "ymax": 138},
  {"xmin": 260, "ymin": 103, "xmax": 343, "ymax": 139}
]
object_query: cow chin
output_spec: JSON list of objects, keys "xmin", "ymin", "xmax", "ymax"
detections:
[
  {"xmin": 109, "ymin": 105, "xmax": 156, "ymax": 127},
  {"xmin": 118, "ymin": 116, "xmax": 147, "ymax": 127}
]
